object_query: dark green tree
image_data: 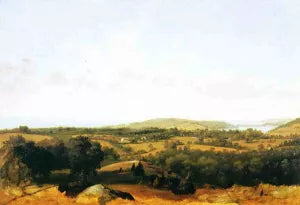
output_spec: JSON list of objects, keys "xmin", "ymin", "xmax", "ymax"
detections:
[
  {"xmin": 131, "ymin": 163, "xmax": 136, "ymax": 173},
  {"xmin": 134, "ymin": 161, "xmax": 145, "ymax": 177},
  {"xmin": 19, "ymin": 125, "xmax": 30, "ymax": 133},
  {"xmin": 14, "ymin": 141, "xmax": 54, "ymax": 178},
  {"xmin": 68, "ymin": 136, "xmax": 104, "ymax": 183}
]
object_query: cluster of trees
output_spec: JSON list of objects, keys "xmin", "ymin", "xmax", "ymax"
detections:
[
  {"xmin": 164, "ymin": 140, "xmax": 184, "ymax": 149},
  {"xmin": 103, "ymin": 147, "xmax": 120, "ymax": 164},
  {"xmin": 279, "ymin": 139, "xmax": 300, "ymax": 147},
  {"xmin": 130, "ymin": 161, "xmax": 145, "ymax": 177},
  {"xmin": 1, "ymin": 135, "xmax": 105, "ymax": 185},
  {"xmin": 196, "ymin": 137, "xmax": 242, "ymax": 149},
  {"xmin": 147, "ymin": 147, "xmax": 300, "ymax": 188},
  {"xmin": 149, "ymin": 172, "xmax": 196, "ymax": 195},
  {"xmin": 26, "ymin": 127, "xmax": 180, "ymax": 141},
  {"xmin": 193, "ymin": 128, "xmax": 268, "ymax": 141},
  {"xmin": 129, "ymin": 161, "xmax": 195, "ymax": 195}
]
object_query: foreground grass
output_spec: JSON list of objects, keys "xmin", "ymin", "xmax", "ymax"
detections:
[{"xmin": 3, "ymin": 184, "xmax": 300, "ymax": 205}]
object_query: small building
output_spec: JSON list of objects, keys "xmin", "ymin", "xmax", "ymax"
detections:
[{"xmin": 120, "ymin": 138, "xmax": 130, "ymax": 143}]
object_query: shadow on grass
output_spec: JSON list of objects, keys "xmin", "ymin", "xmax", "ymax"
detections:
[{"xmin": 33, "ymin": 169, "xmax": 142, "ymax": 187}]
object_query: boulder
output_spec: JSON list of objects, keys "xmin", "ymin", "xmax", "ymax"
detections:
[{"xmin": 75, "ymin": 184, "xmax": 134, "ymax": 204}]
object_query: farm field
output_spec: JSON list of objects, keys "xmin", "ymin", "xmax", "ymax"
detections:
[
  {"xmin": 0, "ymin": 131, "xmax": 292, "ymax": 155},
  {"xmin": 179, "ymin": 144, "xmax": 238, "ymax": 152},
  {"xmin": 85, "ymin": 136, "xmax": 294, "ymax": 159},
  {"xmin": 121, "ymin": 136, "xmax": 290, "ymax": 156},
  {"xmin": 123, "ymin": 136, "xmax": 239, "ymax": 155},
  {"xmin": 233, "ymin": 138, "xmax": 288, "ymax": 150}
]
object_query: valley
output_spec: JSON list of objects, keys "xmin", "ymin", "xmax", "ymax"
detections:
[{"xmin": 1, "ymin": 118, "xmax": 300, "ymax": 204}]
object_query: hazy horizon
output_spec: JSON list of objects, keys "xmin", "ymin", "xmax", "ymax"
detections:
[{"xmin": 1, "ymin": 1, "xmax": 300, "ymax": 128}]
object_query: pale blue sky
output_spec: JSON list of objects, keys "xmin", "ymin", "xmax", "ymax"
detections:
[{"xmin": 1, "ymin": 0, "xmax": 300, "ymax": 128}]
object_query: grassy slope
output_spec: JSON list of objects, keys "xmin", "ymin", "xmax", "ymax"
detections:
[
  {"xmin": 100, "ymin": 160, "xmax": 161, "ymax": 174},
  {"xmin": 269, "ymin": 118, "xmax": 300, "ymax": 136},
  {"xmin": 107, "ymin": 118, "xmax": 232, "ymax": 130},
  {"xmin": 0, "ymin": 133, "xmax": 53, "ymax": 147}
]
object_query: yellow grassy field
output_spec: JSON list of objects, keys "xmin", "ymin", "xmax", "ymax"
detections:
[
  {"xmin": 234, "ymin": 139, "xmax": 288, "ymax": 150},
  {"xmin": 171, "ymin": 136, "xmax": 199, "ymax": 143},
  {"xmin": 269, "ymin": 123, "xmax": 300, "ymax": 136},
  {"xmin": 72, "ymin": 134, "xmax": 121, "ymax": 142},
  {"xmin": 100, "ymin": 160, "xmax": 140, "ymax": 172},
  {"xmin": 92, "ymin": 139, "xmax": 126, "ymax": 155},
  {"xmin": 125, "ymin": 137, "xmax": 239, "ymax": 156},
  {"xmin": 108, "ymin": 184, "xmax": 300, "ymax": 205},
  {"xmin": 0, "ymin": 133, "xmax": 53, "ymax": 147},
  {"xmin": 180, "ymin": 144, "xmax": 238, "ymax": 152},
  {"xmin": 99, "ymin": 160, "xmax": 161, "ymax": 174},
  {"xmin": 125, "ymin": 141, "xmax": 165, "ymax": 153},
  {"xmin": 3, "ymin": 184, "xmax": 300, "ymax": 205},
  {"xmin": 125, "ymin": 136, "xmax": 199, "ymax": 153}
]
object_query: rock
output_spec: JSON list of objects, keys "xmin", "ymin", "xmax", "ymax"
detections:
[
  {"xmin": 58, "ymin": 181, "xmax": 91, "ymax": 197},
  {"xmin": 75, "ymin": 184, "xmax": 134, "ymax": 204},
  {"xmin": 76, "ymin": 184, "xmax": 111, "ymax": 204},
  {"xmin": 108, "ymin": 188, "xmax": 135, "ymax": 200}
]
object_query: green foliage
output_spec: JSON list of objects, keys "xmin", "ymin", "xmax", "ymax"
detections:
[
  {"xmin": 103, "ymin": 147, "xmax": 120, "ymax": 161},
  {"xmin": 196, "ymin": 137, "xmax": 242, "ymax": 149},
  {"xmin": 149, "ymin": 147, "xmax": 300, "ymax": 188},
  {"xmin": 131, "ymin": 163, "xmax": 136, "ymax": 173},
  {"xmin": 0, "ymin": 136, "xmax": 31, "ymax": 187},
  {"xmin": 38, "ymin": 139, "xmax": 69, "ymax": 170},
  {"xmin": 19, "ymin": 125, "xmax": 30, "ymax": 133},
  {"xmin": 14, "ymin": 141, "xmax": 54, "ymax": 178},
  {"xmin": 67, "ymin": 136, "xmax": 104, "ymax": 182},
  {"xmin": 279, "ymin": 138, "xmax": 300, "ymax": 147},
  {"xmin": 169, "ymin": 176, "xmax": 196, "ymax": 195},
  {"xmin": 3, "ymin": 135, "xmax": 105, "ymax": 185},
  {"xmin": 134, "ymin": 161, "xmax": 145, "ymax": 177}
]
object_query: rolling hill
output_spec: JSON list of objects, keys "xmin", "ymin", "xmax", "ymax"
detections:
[
  {"xmin": 107, "ymin": 118, "xmax": 232, "ymax": 130},
  {"xmin": 269, "ymin": 118, "xmax": 300, "ymax": 136}
]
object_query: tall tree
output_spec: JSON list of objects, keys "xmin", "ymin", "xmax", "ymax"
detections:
[{"xmin": 68, "ymin": 136, "xmax": 104, "ymax": 183}]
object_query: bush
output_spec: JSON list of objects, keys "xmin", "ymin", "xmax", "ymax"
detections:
[
  {"xmin": 169, "ymin": 176, "xmax": 196, "ymax": 195},
  {"xmin": 134, "ymin": 161, "xmax": 145, "ymax": 177}
]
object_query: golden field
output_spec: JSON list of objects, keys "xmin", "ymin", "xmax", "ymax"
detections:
[
  {"xmin": 269, "ymin": 123, "xmax": 300, "ymax": 136},
  {"xmin": 233, "ymin": 139, "xmax": 288, "ymax": 150},
  {"xmin": 268, "ymin": 118, "xmax": 300, "ymax": 136},
  {"xmin": 3, "ymin": 184, "xmax": 300, "ymax": 205},
  {"xmin": 92, "ymin": 139, "xmax": 127, "ymax": 155},
  {"xmin": 124, "ymin": 136, "xmax": 240, "ymax": 156},
  {"xmin": 90, "ymin": 136, "xmax": 293, "ymax": 159},
  {"xmin": 0, "ymin": 133, "xmax": 53, "ymax": 147}
]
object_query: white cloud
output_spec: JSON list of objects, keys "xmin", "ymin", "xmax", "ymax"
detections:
[{"xmin": 1, "ymin": 0, "xmax": 300, "ymax": 128}]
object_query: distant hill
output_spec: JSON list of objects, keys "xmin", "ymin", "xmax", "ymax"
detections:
[
  {"xmin": 269, "ymin": 118, "xmax": 300, "ymax": 136},
  {"xmin": 107, "ymin": 118, "xmax": 232, "ymax": 130},
  {"xmin": 262, "ymin": 119, "xmax": 292, "ymax": 127}
]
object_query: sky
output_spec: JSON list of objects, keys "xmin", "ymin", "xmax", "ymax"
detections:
[{"xmin": 1, "ymin": 0, "xmax": 300, "ymax": 128}]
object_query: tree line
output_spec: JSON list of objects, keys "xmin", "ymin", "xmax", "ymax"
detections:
[
  {"xmin": 147, "ymin": 146, "xmax": 300, "ymax": 188},
  {"xmin": 0, "ymin": 135, "xmax": 105, "ymax": 186}
]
